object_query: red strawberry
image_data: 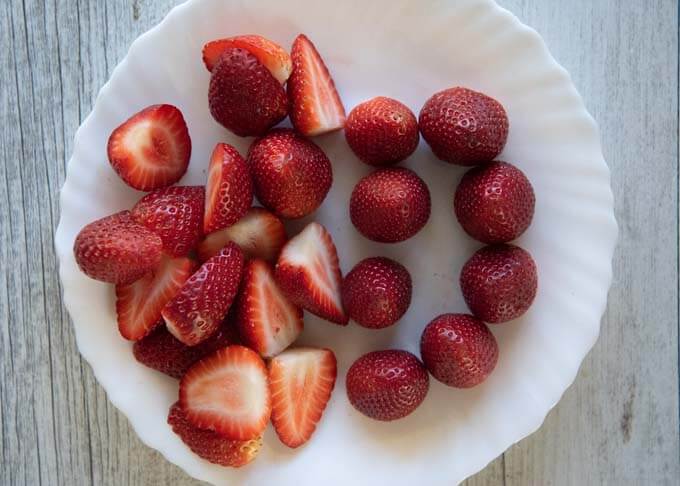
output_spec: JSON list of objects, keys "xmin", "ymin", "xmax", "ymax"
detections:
[
  {"xmin": 74, "ymin": 211, "xmax": 162, "ymax": 284},
  {"xmin": 275, "ymin": 222, "xmax": 347, "ymax": 325},
  {"xmin": 162, "ymin": 242, "xmax": 244, "ymax": 345},
  {"xmin": 168, "ymin": 402, "xmax": 262, "ymax": 467},
  {"xmin": 116, "ymin": 255, "xmax": 196, "ymax": 340},
  {"xmin": 346, "ymin": 350, "xmax": 429, "ymax": 421},
  {"xmin": 247, "ymin": 129, "xmax": 332, "ymax": 219},
  {"xmin": 197, "ymin": 207, "xmax": 287, "ymax": 263},
  {"xmin": 107, "ymin": 104, "xmax": 191, "ymax": 191},
  {"xmin": 133, "ymin": 319, "xmax": 239, "ymax": 378},
  {"xmin": 350, "ymin": 167, "xmax": 431, "ymax": 243},
  {"xmin": 237, "ymin": 259, "xmax": 303, "ymax": 357},
  {"xmin": 204, "ymin": 143, "xmax": 253, "ymax": 234},
  {"xmin": 342, "ymin": 257, "xmax": 412, "ymax": 329},
  {"xmin": 287, "ymin": 34, "xmax": 346, "ymax": 136},
  {"xmin": 131, "ymin": 186, "xmax": 204, "ymax": 257},
  {"xmin": 208, "ymin": 47, "xmax": 288, "ymax": 137},
  {"xmin": 419, "ymin": 87, "xmax": 508, "ymax": 166},
  {"xmin": 454, "ymin": 161, "xmax": 535, "ymax": 244},
  {"xmin": 202, "ymin": 35, "xmax": 292, "ymax": 83},
  {"xmin": 345, "ymin": 97, "xmax": 419, "ymax": 166},
  {"xmin": 420, "ymin": 313, "xmax": 498, "ymax": 388},
  {"xmin": 180, "ymin": 345, "xmax": 271, "ymax": 440},
  {"xmin": 269, "ymin": 347, "xmax": 337, "ymax": 448},
  {"xmin": 460, "ymin": 244, "xmax": 538, "ymax": 323}
]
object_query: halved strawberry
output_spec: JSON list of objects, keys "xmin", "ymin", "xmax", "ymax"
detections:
[
  {"xmin": 275, "ymin": 222, "xmax": 347, "ymax": 325},
  {"xmin": 107, "ymin": 104, "xmax": 191, "ymax": 191},
  {"xmin": 202, "ymin": 35, "xmax": 292, "ymax": 83},
  {"xmin": 197, "ymin": 207, "xmax": 287, "ymax": 263},
  {"xmin": 168, "ymin": 402, "xmax": 262, "ymax": 467},
  {"xmin": 131, "ymin": 186, "xmax": 204, "ymax": 257},
  {"xmin": 269, "ymin": 347, "xmax": 337, "ymax": 448},
  {"xmin": 237, "ymin": 259, "xmax": 303, "ymax": 358},
  {"xmin": 204, "ymin": 143, "xmax": 253, "ymax": 234},
  {"xmin": 116, "ymin": 254, "xmax": 196, "ymax": 340},
  {"xmin": 287, "ymin": 34, "xmax": 346, "ymax": 136},
  {"xmin": 162, "ymin": 242, "xmax": 244, "ymax": 346},
  {"xmin": 180, "ymin": 345, "xmax": 271, "ymax": 440}
]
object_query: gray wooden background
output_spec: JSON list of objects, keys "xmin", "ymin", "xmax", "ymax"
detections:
[{"xmin": 1, "ymin": 0, "xmax": 678, "ymax": 484}]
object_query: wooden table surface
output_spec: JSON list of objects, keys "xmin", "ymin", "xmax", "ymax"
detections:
[{"xmin": 1, "ymin": 0, "xmax": 678, "ymax": 484}]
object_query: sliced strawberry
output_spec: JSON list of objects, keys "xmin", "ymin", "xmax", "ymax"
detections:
[
  {"xmin": 116, "ymin": 254, "xmax": 196, "ymax": 340},
  {"xmin": 168, "ymin": 402, "xmax": 262, "ymax": 467},
  {"xmin": 269, "ymin": 347, "xmax": 337, "ymax": 448},
  {"xmin": 287, "ymin": 34, "xmax": 346, "ymax": 136},
  {"xmin": 180, "ymin": 345, "xmax": 271, "ymax": 440},
  {"xmin": 131, "ymin": 186, "xmax": 204, "ymax": 257},
  {"xmin": 202, "ymin": 35, "xmax": 292, "ymax": 83},
  {"xmin": 204, "ymin": 143, "xmax": 253, "ymax": 234},
  {"xmin": 275, "ymin": 222, "xmax": 347, "ymax": 325},
  {"xmin": 197, "ymin": 207, "xmax": 287, "ymax": 263},
  {"xmin": 162, "ymin": 242, "xmax": 244, "ymax": 346},
  {"xmin": 133, "ymin": 318, "xmax": 239, "ymax": 379},
  {"xmin": 237, "ymin": 259, "xmax": 303, "ymax": 358},
  {"xmin": 107, "ymin": 104, "xmax": 191, "ymax": 191}
]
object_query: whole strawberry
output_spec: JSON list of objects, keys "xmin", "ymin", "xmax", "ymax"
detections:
[
  {"xmin": 209, "ymin": 47, "xmax": 288, "ymax": 137},
  {"xmin": 342, "ymin": 257, "xmax": 412, "ymax": 329},
  {"xmin": 345, "ymin": 97, "xmax": 419, "ymax": 166},
  {"xmin": 350, "ymin": 167, "xmax": 431, "ymax": 243},
  {"xmin": 419, "ymin": 87, "xmax": 508, "ymax": 165},
  {"xmin": 168, "ymin": 402, "xmax": 262, "ymax": 467},
  {"xmin": 74, "ymin": 211, "xmax": 162, "ymax": 284},
  {"xmin": 346, "ymin": 350, "xmax": 429, "ymax": 421},
  {"xmin": 460, "ymin": 244, "xmax": 537, "ymax": 323},
  {"xmin": 131, "ymin": 186, "xmax": 204, "ymax": 257},
  {"xmin": 420, "ymin": 313, "xmax": 498, "ymax": 388},
  {"xmin": 454, "ymin": 161, "xmax": 535, "ymax": 244},
  {"xmin": 248, "ymin": 129, "xmax": 332, "ymax": 219}
]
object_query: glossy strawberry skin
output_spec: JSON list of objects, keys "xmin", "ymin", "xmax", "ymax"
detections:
[
  {"xmin": 420, "ymin": 313, "xmax": 498, "ymax": 388},
  {"xmin": 208, "ymin": 47, "xmax": 288, "ymax": 137},
  {"xmin": 342, "ymin": 257, "xmax": 412, "ymax": 329},
  {"xmin": 133, "ymin": 320, "xmax": 239, "ymax": 379},
  {"xmin": 162, "ymin": 242, "xmax": 244, "ymax": 345},
  {"xmin": 168, "ymin": 402, "xmax": 262, "ymax": 467},
  {"xmin": 131, "ymin": 186, "xmax": 204, "ymax": 257},
  {"xmin": 247, "ymin": 129, "xmax": 332, "ymax": 219},
  {"xmin": 349, "ymin": 167, "xmax": 431, "ymax": 243},
  {"xmin": 346, "ymin": 350, "xmax": 429, "ymax": 421},
  {"xmin": 345, "ymin": 97, "xmax": 419, "ymax": 166},
  {"xmin": 454, "ymin": 161, "xmax": 535, "ymax": 244},
  {"xmin": 460, "ymin": 244, "xmax": 538, "ymax": 323},
  {"xmin": 73, "ymin": 211, "xmax": 163, "ymax": 284},
  {"xmin": 419, "ymin": 87, "xmax": 508, "ymax": 166}
]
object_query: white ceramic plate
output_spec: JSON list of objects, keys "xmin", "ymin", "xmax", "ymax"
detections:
[{"xmin": 55, "ymin": 0, "xmax": 618, "ymax": 484}]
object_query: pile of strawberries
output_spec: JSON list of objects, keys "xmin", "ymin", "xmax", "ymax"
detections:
[{"xmin": 73, "ymin": 33, "xmax": 537, "ymax": 467}]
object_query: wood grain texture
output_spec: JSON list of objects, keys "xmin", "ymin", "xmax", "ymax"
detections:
[{"xmin": 0, "ymin": 0, "xmax": 677, "ymax": 485}]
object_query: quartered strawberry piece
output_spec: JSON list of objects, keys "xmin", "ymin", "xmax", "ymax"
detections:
[
  {"xmin": 162, "ymin": 242, "xmax": 244, "ymax": 346},
  {"xmin": 197, "ymin": 207, "xmax": 287, "ymax": 263},
  {"xmin": 180, "ymin": 345, "xmax": 271, "ymax": 440},
  {"xmin": 202, "ymin": 35, "xmax": 292, "ymax": 83},
  {"xmin": 133, "ymin": 319, "xmax": 239, "ymax": 379},
  {"xmin": 269, "ymin": 347, "xmax": 337, "ymax": 448},
  {"xmin": 275, "ymin": 222, "xmax": 347, "ymax": 325},
  {"xmin": 204, "ymin": 143, "xmax": 253, "ymax": 234},
  {"xmin": 131, "ymin": 186, "xmax": 205, "ymax": 257},
  {"xmin": 287, "ymin": 34, "xmax": 346, "ymax": 136},
  {"xmin": 116, "ymin": 254, "xmax": 196, "ymax": 340},
  {"xmin": 107, "ymin": 104, "xmax": 191, "ymax": 191},
  {"xmin": 237, "ymin": 259, "xmax": 303, "ymax": 358},
  {"xmin": 168, "ymin": 402, "xmax": 262, "ymax": 467}
]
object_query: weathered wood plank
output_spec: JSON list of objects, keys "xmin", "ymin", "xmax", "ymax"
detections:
[{"xmin": 0, "ymin": 0, "xmax": 677, "ymax": 485}]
